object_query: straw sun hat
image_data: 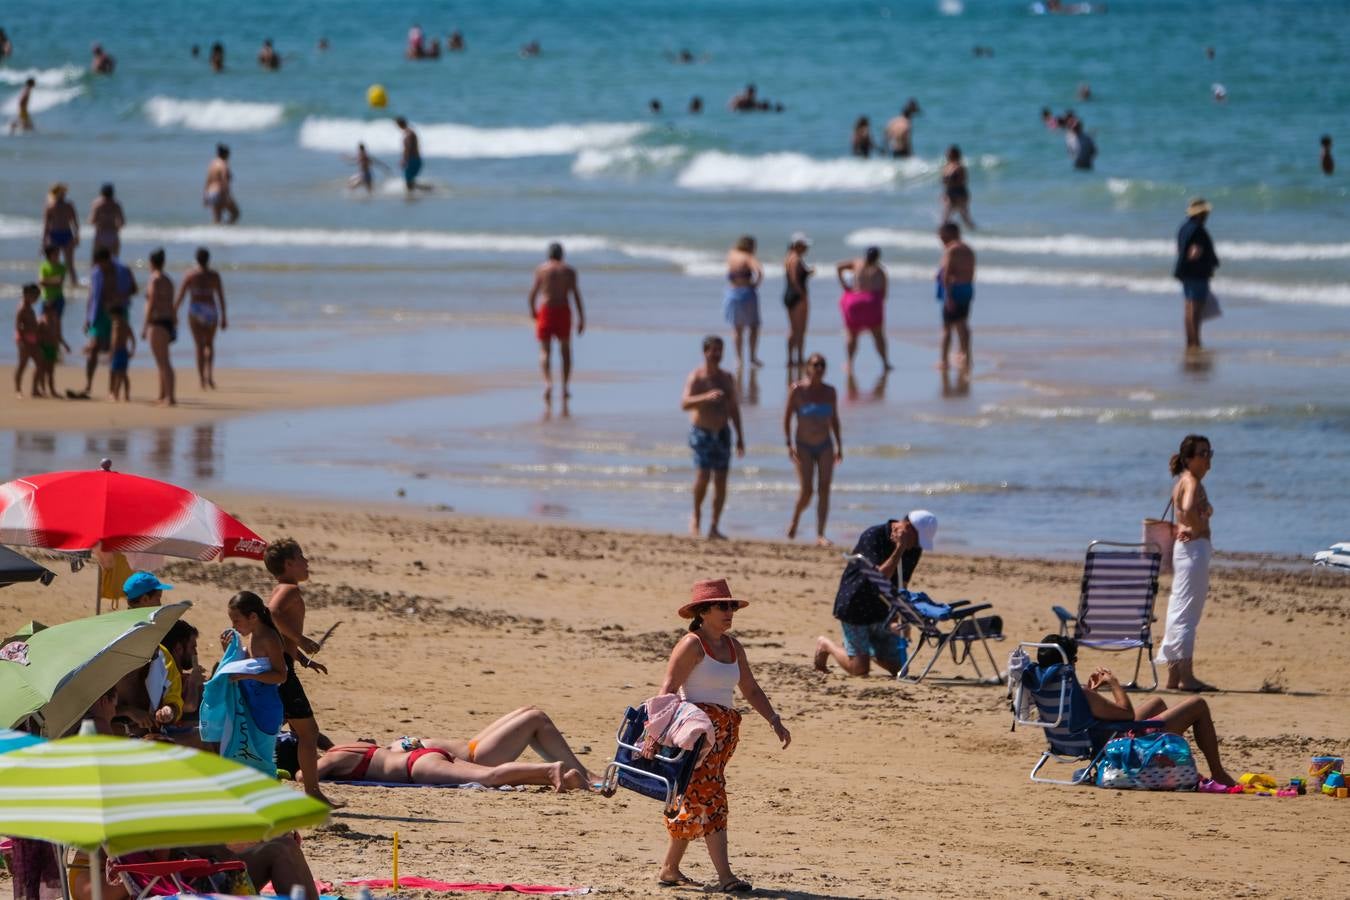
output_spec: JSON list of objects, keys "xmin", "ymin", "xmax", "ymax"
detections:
[
  {"xmin": 678, "ymin": 578, "xmax": 750, "ymax": 619},
  {"xmin": 1186, "ymin": 197, "xmax": 1212, "ymax": 217}
]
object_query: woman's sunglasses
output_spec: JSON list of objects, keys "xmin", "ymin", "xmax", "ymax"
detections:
[{"xmin": 701, "ymin": 601, "xmax": 739, "ymax": 612}]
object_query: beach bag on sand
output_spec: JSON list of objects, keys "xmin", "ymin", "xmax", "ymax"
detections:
[
  {"xmin": 1142, "ymin": 498, "xmax": 1176, "ymax": 574},
  {"xmin": 1097, "ymin": 733, "xmax": 1198, "ymax": 791}
]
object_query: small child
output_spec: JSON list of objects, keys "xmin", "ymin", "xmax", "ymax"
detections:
[
  {"xmin": 38, "ymin": 300, "xmax": 70, "ymax": 398},
  {"xmin": 108, "ymin": 310, "xmax": 135, "ymax": 401},
  {"xmin": 14, "ymin": 284, "xmax": 41, "ymax": 397}
]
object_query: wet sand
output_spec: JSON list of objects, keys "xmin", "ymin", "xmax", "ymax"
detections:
[
  {"xmin": 3, "ymin": 496, "xmax": 1347, "ymax": 898},
  {"xmin": 0, "ymin": 365, "xmax": 521, "ymax": 432}
]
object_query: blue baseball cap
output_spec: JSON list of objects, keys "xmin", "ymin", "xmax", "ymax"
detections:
[{"xmin": 123, "ymin": 571, "xmax": 173, "ymax": 601}]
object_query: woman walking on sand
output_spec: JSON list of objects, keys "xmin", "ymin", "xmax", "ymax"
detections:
[
  {"xmin": 656, "ymin": 578, "xmax": 790, "ymax": 893},
  {"xmin": 1156, "ymin": 434, "xmax": 1217, "ymax": 691},
  {"xmin": 784, "ymin": 353, "xmax": 841, "ymax": 545},
  {"xmin": 175, "ymin": 247, "xmax": 227, "ymax": 389},
  {"xmin": 722, "ymin": 236, "xmax": 763, "ymax": 370},
  {"xmin": 142, "ymin": 248, "xmax": 177, "ymax": 406},
  {"xmin": 782, "ymin": 233, "xmax": 813, "ymax": 369}
]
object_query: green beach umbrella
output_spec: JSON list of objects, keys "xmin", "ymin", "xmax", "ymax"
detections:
[
  {"xmin": 0, "ymin": 602, "xmax": 189, "ymax": 737},
  {"xmin": 0, "ymin": 733, "xmax": 327, "ymax": 900}
]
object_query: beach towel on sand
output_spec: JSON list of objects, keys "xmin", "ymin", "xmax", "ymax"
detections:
[
  {"xmin": 345, "ymin": 877, "xmax": 590, "ymax": 895},
  {"xmin": 199, "ymin": 633, "xmax": 283, "ymax": 776}
]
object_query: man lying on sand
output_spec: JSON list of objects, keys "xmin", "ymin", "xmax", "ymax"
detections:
[{"xmin": 276, "ymin": 705, "xmax": 596, "ymax": 791}]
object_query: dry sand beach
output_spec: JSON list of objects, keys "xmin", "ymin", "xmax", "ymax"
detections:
[{"xmin": 3, "ymin": 495, "xmax": 1347, "ymax": 899}]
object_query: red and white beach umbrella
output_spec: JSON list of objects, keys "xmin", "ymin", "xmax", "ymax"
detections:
[{"xmin": 0, "ymin": 461, "xmax": 266, "ymax": 610}]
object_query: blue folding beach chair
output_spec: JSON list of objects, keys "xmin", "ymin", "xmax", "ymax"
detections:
[
  {"xmin": 844, "ymin": 553, "xmax": 1005, "ymax": 684},
  {"xmin": 600, "ymin": 706, "xmax": 705, "ymax": 816},
  {"xmin": 1012, "ymin": 641, "xmax": 1161, "ymax": 785},
  {"xmin": 1052, "ymin": 540, "xmax": 1163, "ymax": 690}
]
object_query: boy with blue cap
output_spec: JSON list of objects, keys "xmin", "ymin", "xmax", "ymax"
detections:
[{"xmin": 116, "ymin": 571, "xmax": 185, "ymax": 731}]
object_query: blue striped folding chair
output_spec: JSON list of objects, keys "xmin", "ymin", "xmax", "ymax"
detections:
[
  {"xmin": 1013, "ymin": 641, "xmax": 1161, "ymax": 784},
  {"xmin": 1052, "ymin": 540, "xmax": 1162, "ymax": 691},
  {"xmin": 844, "ymin": 553, "xmax": 1005, "ymax": 684},
  {"xmin": 599, "ymin": 706, "xmax": 705, "ymax": 816}
]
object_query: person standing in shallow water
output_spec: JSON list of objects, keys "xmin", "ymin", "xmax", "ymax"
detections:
[
  {"xmin": 528, "ymin": 242, "xmax": 585, "ymax": 415},
  {"xmin": 1156, "ymin": 434, "xmax": 1217, "ymax": 692},
  {"xmin": 722, "ymin": 236, "xmax": 763, "ymax": 370},
  {"xmin": 784, "ymin": 353, "xmax": 842, "ymax": 545},
  {"xmin": 656, "ymin": 579, "xmax": 789, "ymax": 892},
  {"xmin": 681, "ymin": 336, "xmax": 744, "ymax": 540},
  {"xmin": 141, "ymin": 247, "xmax": 176, "ymax": 406},
  {"xmin": 175, "ymin": 247, "xmax": 227, "ymax": 389},
  {"xmin": 940, "ymin": 145, "xmax": 976, "ymax": 230},
  {"xmin": 782, "ymin": 232, "xmax": 813, "ymax": 369},
  {"xmin": 1172, "ymin": 198, "xmax": 1219, "ymax": 351}
]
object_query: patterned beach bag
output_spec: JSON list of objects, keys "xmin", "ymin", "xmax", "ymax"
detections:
[{"xmin": 1096, "ymin": 732, "xmax": 1198, "ymax": 791}]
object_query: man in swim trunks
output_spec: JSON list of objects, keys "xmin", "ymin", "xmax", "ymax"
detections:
[
  {"xmin": 204, "ymin": 144, "xmax": 239, "ymax": 224},
  {"xmin": 7, "ymin": 77, "xmax": 35, "ymax": 133},
  {"xmin": 395, "ymin": 117, "xmax": 428, "ymax": 193},
  {"xmin": 814, "ymin": 511, "xmax": 938, "ymax": 677},
  {"xmin": 883, "ymin": 98, "xmax": 919, "ymax": 158},
  {"xmin": 87, "ymin": 183, "xmax": 125, "ymax": 263},
  {"xmin": 936, "ymin": 223, "xmax": 976, "ymax": 373},
  {"xmin": 528, "ymin": 242, "xmax": 585, "ymax": 415},
  {"xmin": 74, "ymin": 247, "xmax": 136, "ymax": 399},
  {"xmin": 42, "ymin": 183, "xmax": 80, "ymax": 286},
  {"xmin": 681, "ymin": 336, "xmax": 744, "ymax": 540}
]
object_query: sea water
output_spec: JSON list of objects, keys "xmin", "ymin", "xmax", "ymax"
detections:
[{"xmin": 1, "ymin": 0, "xmax": 1347, "ymax": 556}]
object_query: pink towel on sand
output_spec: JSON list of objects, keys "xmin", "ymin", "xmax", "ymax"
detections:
[
  {"xmin": 641, "ymin": 693, "xmax": 715, "ymax": 766},
  {"xmin": 344, "ymin": 877, "xmax": 590, "ymax": 894}
]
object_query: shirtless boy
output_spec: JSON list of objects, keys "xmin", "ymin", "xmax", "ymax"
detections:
[
  {"xmin": 264, "ymin": 538, "xmax": 338, "ymax": 806},
  {"xmin": 14, "ymin": 284, "xmax": 41, "ymax": 397},
  {"xmin": 7, "ymin": 77, "xmax": 34, "ymax": 133},
  {"xmin": 884, "ymin": 99, "xmax": 919, "ymax": 158},
  {"xmin": 680, "ymin": 336, "xmax": 744, "ymax": 540},
  {"xmin": 936, "ymin": 224, "xmax": 976, "ymax": 372},
  {"xmin": 527, "ymin": 242, "xmax": 585, "ymax": 413},
  {"xmin": 204, "ymin": 144, "xmax": 239, "ymax": 224},
  {"xmin": 87, "ymin": 183, "xmax": 126, "ymax": 262},
  {"xmin": 37, "ymin": 298, "xmax": 70, "ymax": 398},
  {"xmin": 107, "ymin": 311, "xmax": 135, "ymax": 401}
]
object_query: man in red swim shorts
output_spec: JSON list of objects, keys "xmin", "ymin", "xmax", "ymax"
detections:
[{"xmin": 528, "ymin": 242, "xmax": 585, "ymax": 415}]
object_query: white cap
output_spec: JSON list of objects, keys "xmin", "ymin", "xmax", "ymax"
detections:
[
  {"xmin": 907, "ymin": 509, "xmax": 938, "ymax": 550},
  {"xmin": 790, "ymin": 231, "xmax": 812, "ymax": 248}
]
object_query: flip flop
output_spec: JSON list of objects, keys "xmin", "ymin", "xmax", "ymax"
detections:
[
  {"xmin": 717, "ymin": 878, "xmax": 753, "ymax": 893},
  {"xmin": 657, "ymin": 874, "xmax": 697, "ymax": 888}
]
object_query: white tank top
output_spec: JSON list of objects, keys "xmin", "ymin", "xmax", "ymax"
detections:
[{"xmin": 680, "ymin": 634, "xmax": 739, "ymax": 708}]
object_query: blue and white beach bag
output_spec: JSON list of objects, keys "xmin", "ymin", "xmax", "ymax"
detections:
[{"xmin": 1096, "ymin": 732, "xmax": 1199, "ymax": 791}]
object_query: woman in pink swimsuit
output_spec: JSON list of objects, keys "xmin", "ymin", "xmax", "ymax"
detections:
[{"xmin": 836, "ymin": 246, "xmax": 892, "ymax": 373}]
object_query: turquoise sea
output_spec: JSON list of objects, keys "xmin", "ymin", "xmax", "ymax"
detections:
[{"xmin": 2, "ymin": 0, "xmax": 1348, "ymax": 556}]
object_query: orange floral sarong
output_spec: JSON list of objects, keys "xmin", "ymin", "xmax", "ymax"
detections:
[{"xmin": 665, "ymin": 703, "xmax": 741, "ymax": 840}]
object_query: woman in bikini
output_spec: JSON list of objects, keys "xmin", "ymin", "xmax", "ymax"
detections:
[
  {"xmin": 784, "ymin": 353, "xmax": 842, "ymax": 545},
  {"xmin": 722, "ymin": 235, "xmax": 763, "ymax": 370},
  {"xmin": 656, "ymin": 579, "xmax": 790, "ymax": 893},
  {"xmin": 41, "ymin": 183, "xmax": 80, "ymax": 287},
  {"xmin": 175, "ymin": 246, "xmax": 228, "ymax": 389},
  {"xmin": 782, "ymin": 233, "xmax": 813, "ymax": 370},
  {"xmin": 141, "ymin": 247, "xmax": 177, "ymax": 406},
  {"xmin": 940, "ymin": 144, "xmax": 976, "ymax": 230}
]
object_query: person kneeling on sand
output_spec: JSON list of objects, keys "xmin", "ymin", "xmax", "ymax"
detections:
[
  {"xmin": 1040, "ymin": 635, "xmax": 1236, "ymax": 787},
  {"xmin": 276, "ymin": 706, "xmax": 596, "ymax": 791}
]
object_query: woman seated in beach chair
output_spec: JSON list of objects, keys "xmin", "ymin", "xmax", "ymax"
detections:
[
  {"xmin": 279, "ymin": 706, "xmax": 596, "ymax": 791},
  {"xmin": 71, "ymin": 836, "xmax": 316, "ymax": 900},
  {"xmin": 1040, "ymin": 635, "xmax": 1236, "ymax": 786}
]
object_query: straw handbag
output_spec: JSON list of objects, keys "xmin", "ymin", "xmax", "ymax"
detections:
[{"xmin": 1142, "ymin": 498, "xmax": 1176, "ymax": 574}]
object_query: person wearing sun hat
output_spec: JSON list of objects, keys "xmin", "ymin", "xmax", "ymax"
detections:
[
  {"xmin": 1173, "ymin": 197, "xmax": 1220, "ymax": 350},
  {"xmin": 114, "ymin": 571, "xmax": 185, "ymax": 732},
  {"xmin": 815, "ymin": 510, "xmax": 938, "ymax": 677},
  {"xmin": 656, "ymin": 578, "xmax": 790, "ymax": 893}
]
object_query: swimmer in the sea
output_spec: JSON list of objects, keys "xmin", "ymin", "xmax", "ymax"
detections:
[
  {"xmin": 204, "ymin": 143, "xmax": 239, "ymax": 224},
  {"xmin": 1320, "ymin": 135, "xmax": 1334, "ymax": 175},
  {"xmin": 209, "ymin": 41, "xmax": 225, "ymax": 72},
  {"xmin": 257, "ymin": 38, "xmax": 280, "ymax": 70},
  {"xmin": 395, "ymin": 117, "xmax": 431, "ymax": 194},
  {"xmin": 346, "ymin": 143, "xmax": 390, "ymax": 193},
  {"xmin": 91, "ymin": 43, "xmax": 116, "ymax": 74},
  {"xmin": 7, "ymin": 77, "xmax": 35, "ymax": 133}
]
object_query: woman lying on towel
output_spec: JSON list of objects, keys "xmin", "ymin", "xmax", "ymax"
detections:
[
  {"xmin": 277, "ymin": 706, "xmax": 596, "ymax": 791},
  {"xmin": 1040, "ymin": 635, "xmax": 1236, "ymax": 787}
]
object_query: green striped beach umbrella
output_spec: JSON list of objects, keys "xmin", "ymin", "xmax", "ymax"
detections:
[{"xmin": 0, "ymin": 734, "xmax": 329, "ymax": 854}]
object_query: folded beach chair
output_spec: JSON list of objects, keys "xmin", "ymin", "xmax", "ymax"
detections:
[
  {"xmin": 1051, "ymin": 540, "xmax": 1162, "ymax": 690},
  {"xmin": 843, "ymin": 553, "xmax": 1005, "ymax": 684},
  {"xmin": 600, "ymin": 706, "xmax": 705, "ymax": 816},
  {"xmin": 1012, "ymin": 641, "xmax": 1161, "ymax": 785}
]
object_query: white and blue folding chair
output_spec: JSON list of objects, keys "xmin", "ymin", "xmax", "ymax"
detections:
[
  {"xmin": 1013, "ymin": 641, "xmax": 1161, "ymax": 785},
  {"xmin": 844, "ymin": 553, "xmax": 1005, "ymax": 685},
  {"xmin": 600, "ymin": 705, "xmax": 705, "ymax": 816},
  {"xmin": 1052, "ymin": 540, "xmax": 1162, "ymax": 691}
]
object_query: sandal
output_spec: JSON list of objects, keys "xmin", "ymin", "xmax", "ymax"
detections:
[
  {"xmin": 717, "ymin": 878, "xmax": 753, "ymax": 893},
  {"xmin": 658, "ymin": 874, "xmax": 697, "ymax": 888}
]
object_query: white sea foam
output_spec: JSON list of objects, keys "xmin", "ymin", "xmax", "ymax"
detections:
[
  {"xmin": 2, "ymin": 85, "xmax": 82, "ymax": 116},
  {"xmin": 144, "ymin": 96, "xmax": 285, "ymax": 132},
  {"xmin": 297, "ymin": 117, "xmax": 647, "ymax": 159},
  {"xmin": 979, "ymin": 403, "xmax": 1270, "ymax": 424},
  {"xmin": 571, "ymin": 145, "xmax": 684, "ymax": 177},
  {"xmin": 0, "ymin": 65, "xmax": 82, "ymax": 87},
  {"xmin": 849, "ymin": 228, "xmax": 1350, "ymax": 262},
  {"xmin": 676, "ymin": 150, "xmax": 936, "ymax": 192}
]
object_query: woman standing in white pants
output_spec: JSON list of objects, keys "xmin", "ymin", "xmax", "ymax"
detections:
[{"xmin": 1157, "ymin": 434, "xmax": 1216, "ymax": 691}]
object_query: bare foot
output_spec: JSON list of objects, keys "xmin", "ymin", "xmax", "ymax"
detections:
[
  {"xmin": 786, "ymin": 522, "xmax": 798, "ymax": 539},
  {"xmin": 689, "ymin": 515, "xmax": 701, "ymax": 537},
  {"xmin": 816, "ymin": 535, "xmax": 833, "ymax": 547},
  {"xmin": 561, "ymin": 767, "xmax": 591, "ymax": 792},
  {"xmin": 883, "ymin": 362, "xmax": 894, "ymax": 371},
  {"xmin": 813, "ymin": 639, "xmax": 830, "ymax": 672},
  {"xmin": 548, "ymin": 761, "xmax": 565, "ymax": 793},
  {"xmin": 1211, "ymin": 767, "xmax": 1237, "ymax": 787},
  {"xmin": 751, "ymin": 357, "xmax": 765, "ymax": 368},
  {"xmin": 707, "ymin": 527, "xmax": 727, "ymax": 541}
]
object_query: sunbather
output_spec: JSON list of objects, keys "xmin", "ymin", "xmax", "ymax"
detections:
[
  {"xmin": 277, "ymin": 706, "xmax": 595, "ymax": 791},
  {"xmin": 1039, "ymin": 635, "xmax": 1236, "ymax": 786}
]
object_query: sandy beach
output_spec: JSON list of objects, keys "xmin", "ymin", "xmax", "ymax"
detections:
[{"xmin": 3, "ymin": 494, "xmax": 1347, "ymax": 899}]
